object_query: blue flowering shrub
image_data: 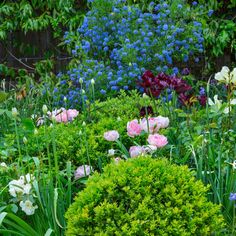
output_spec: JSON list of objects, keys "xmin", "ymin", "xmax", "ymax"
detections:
[
  {"xmin": 65, "ymin": 157, "xmax": 225, "ymax": 235},
  {"xmin": 57, "ymin": 0, "xmax": 205, "ymax": 108}
]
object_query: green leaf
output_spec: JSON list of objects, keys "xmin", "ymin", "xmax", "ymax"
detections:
[
  {"xmin": 22, "ymin": 118, "xmax": 35, "ymax": 132},
  {"xmin": 0, "ymin": 91, "xmax": 8, "ymax": 102},
  {"xmin": 0, "ymin": 212, "xmax": 7, "ymax": 225}
]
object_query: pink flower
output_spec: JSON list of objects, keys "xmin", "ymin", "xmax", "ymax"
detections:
[
  {"xmin": 156, "ymin": 116, "xmax": 169, "ymax": 128},
  {"xmin": 141, "ymin": 117, "xmax": 160, "ymax": 133},
  {"xmin": 55, "ymin": 109, "xmax": 79, "ymax": 123},
  {"xmin": 74, "ymin": 165, "xmax": 93, "ymax": 180},
  {"xmin": 104, "ymin": 130, "xmax": 119, "ymax": 141},
  {"xmin": 147, "ymin": 134, "xmax": 168, "ymax": 148},
  {"xmin": 127, "ymin": 119, "xmax": 142, "ymax": 137},
  {"xmin": 129, "ymin": 146, "xmax": 145, "ymax": 158}
]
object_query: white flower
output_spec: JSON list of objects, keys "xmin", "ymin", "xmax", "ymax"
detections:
[
  {"xmin": 231, "ymin": 68, "xmax": 236, "ymax": 84},
  {"xmin": 108, "ymin": 149, "xmax": 115, "ymax": 156},
  {"xmin": 215, "ymin": 66, "xmax": 236, "ymax": 85},
  {"xmin": 12, "ymin": 108, "xmax": 18, "ymax": 118},
  {"xmin": 208, "ymin": 95, "xmax": 223, "ymax": 112},
  {"xmin": 91, "ymin": 79, "xmax": 95, "ymax": 85},
  {"xmin": 215, "ymin": 66, "xmax": 230, "ymax": 84},
  {"xmin": 23, "ymin": 184, "xmax": 32, "ymax": 195},
  {"xmin": 74, "ymin": 165, "xmax": 93, "ymax": 180},
  {"xmin": 0, "ymin": 162, "xmax": 7, "ymax": 168},
  {"xmin": 9, "ymin": 179, "xmax": 25, "ymax": 197},
  {"xmin": 142, "ymin": 93, "xmax": 149, "ymax": 99},
  {"xmin": 20, "ymin": 200, "xmax": 38, "ymax": 215},
  {"xmin": 232, "ymin": 160, "xmax": 236, "ymax": 170},
  {"xmin": 20, "ymin": 173, "xmax": 34, "ymax": 184}
]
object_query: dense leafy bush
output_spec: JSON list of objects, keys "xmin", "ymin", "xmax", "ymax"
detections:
[
  {"xmin": 66, "ymin": 156, "xmax": 225, "ymax": 235},
  {"xmin": 3, "ymin": 91, "xmax": 151, "ymax": 168},
  {"xmin": 57, "ymin": 0, "xmax": 205, "ymax": 107}
]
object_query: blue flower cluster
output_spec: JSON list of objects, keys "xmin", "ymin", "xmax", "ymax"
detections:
[{"xmin": 58, "ymin": 0, "xmax": 206, "ymax": 107}]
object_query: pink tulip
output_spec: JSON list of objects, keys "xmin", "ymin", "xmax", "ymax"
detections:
[
  {"xmin": 55, "ymin": 109, "xmax": 79, "ymax": 123},
  {"xmin": 156, "ymin": 116, "xmax": 169, "ymax": 128},
  {"xmin": 147, "ymin": 134, "xmax": 168, "ymax": 148},
  {"xmin": 74, "ymin": 165, "xmax": 93, "ymax": 180},
  {"xmin": 141, "ymin": 117, "xmax": 160, "ymax": 133},
  {"xmin": 127, "ymin": 119, "xmax": 142, "ymax": 137},
  {"xmin": 104, "ymin": 130, "xmax": 119, "ymax": 141},
  {"xmin": 129, "ymin": 146, "xmax": 145, "ymax": 158}
]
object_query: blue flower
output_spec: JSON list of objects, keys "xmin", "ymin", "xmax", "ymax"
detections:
[
  {"xmin": 208, "ymin": 9, "xmax": 214, "ymax": 17},
  {"xmin": 163, "ymin": 24, "xmax": 168, "ymax": 31},
  {"xmin": 100, "ymin": 89, "xmax": 106, "ymax": 95},
  {"xmin": 229, "ymin": 193, "xmax": 236, "ymax": 201}
]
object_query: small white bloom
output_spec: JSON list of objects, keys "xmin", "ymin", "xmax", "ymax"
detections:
[
  {"xmin": 91, "ymin": 79, "xmax": 95, "ymax": 85},
  {"xmin": 51, "ymin": 114, "xmax": 56, "ymax": 122},
  {"xmin": 31, "ymin": 114, "xmax": 37, "ymax": 119},
  {"xmin": 23, "ymin": 183, "xmax": 32, "ymax": 195},
  {"xmin": 20, "ymin": 200, "xmax": 38, "ymax": 215},
  {"xmin": 12, "ymin": 108, "xmax": 18, "ymax": 118},
  {"xmin": 142, "ymin": 93, "xmax": 149, "ymax": 99},
  {"xmin": 24, "ymin": 173, "xmax": 35, "ymax": 183},
  {"xmin": 232, "ymin": 160, "xmax": 236, "ymax": 170},
  {"xmin": 230, "ymin": 99, "xmax": 236, "ymax": 105},
  {"xmin": 208, "ymin": 95, "xmax": 223, "ymax": 112},
  {"xmin": 74, "ymin": 165, "xmax": 93, "ymax": 180},
  {"xmin": 0, "ymin": 162, "xmax": 7, "ymax": 168},
  {"xmin": 82, "ymin": 89, "xmax": 85, "ymax": 94},
  {"xmin": 9, "ymin": 179, "xmax": 25, "ymax": 197},
  {"xmin": 230, "ymin": 68, "xmax": 236, "ymax": 84},
  {"xmin": 63, "ymin": 96, "xmax": 67, "ymax": 102},
  {"xmin": 215, "ymin": 66, "xmax": 230, "ymax": 84},
  {"xmin": 36, "ymin": 117, "xmax": 44, "ymax": 126},
  {"xmin": 108, "ymin": 149, "xmax": 115, "ymax": 156}
]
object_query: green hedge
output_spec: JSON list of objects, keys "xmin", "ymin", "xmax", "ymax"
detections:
[{"xmin": 66, "ymin": 156, "xmax": 225, "ymax": 235}]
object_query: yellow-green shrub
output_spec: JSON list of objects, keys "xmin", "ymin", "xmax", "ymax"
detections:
[{"xmin": 65, "ymin": 157, "xmax": 225, "ymax": 235}]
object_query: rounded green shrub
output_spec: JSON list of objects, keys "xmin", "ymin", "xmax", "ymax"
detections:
[{"xmin": 65, "ymin": 157, "xmax": 225, "ymax": 235}]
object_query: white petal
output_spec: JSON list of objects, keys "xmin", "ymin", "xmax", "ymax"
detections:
[
  {"xmin": 230, "ymin": 99, "xmax": 236, "ymax": 105},
  {"xmin": 208, "ymin": 98, "xmax": 214, "ymax": 106},
  {"xmin": 215, "ymin": 72, "xmax": 224, "ymax": 81},
  {"xmin": 230, "ymin": 68, "xmax": 236, "ymax": 84},
  {"xmin": 223, "ymin": 107, "xmax": 230, "ymax": 114}
]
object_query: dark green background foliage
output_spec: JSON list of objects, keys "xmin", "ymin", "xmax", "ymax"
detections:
[{"xmin": 66, "ymin": 157, "xmax": 225, "ymax": 235}]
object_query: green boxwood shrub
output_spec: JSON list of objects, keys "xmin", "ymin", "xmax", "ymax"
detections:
[{"xmin": 65, "ymin": 157, "xmax": 225, "ymax": 235}]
